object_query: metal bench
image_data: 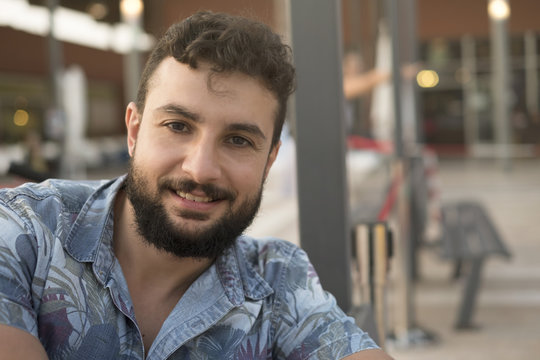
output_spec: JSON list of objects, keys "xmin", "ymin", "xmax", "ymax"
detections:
[{"xmin": 439, "ymin": 200, "xmax": 511, "ymax": 329}]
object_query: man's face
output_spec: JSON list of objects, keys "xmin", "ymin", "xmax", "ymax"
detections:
[{"xmin": 124, "ymin": 58, "xmax": 280, "ymax": 259}]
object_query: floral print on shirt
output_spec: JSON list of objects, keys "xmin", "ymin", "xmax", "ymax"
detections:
[{"xmin": 0, "ymin": 178, "xmax": 378, "ymax": 359}]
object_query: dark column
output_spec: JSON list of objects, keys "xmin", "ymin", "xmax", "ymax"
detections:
[{"xmin": 289, "ymin": 0, "xmax": 352, "ymax": 311}]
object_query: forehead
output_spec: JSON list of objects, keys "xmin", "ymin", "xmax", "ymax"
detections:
[
  {"xmin": 147, "ymin": 58, "xmax": 277, "ymax": 109},
  {"xmin": 143, "ymin": 58, "xmax": 278, "ymax": 135}
]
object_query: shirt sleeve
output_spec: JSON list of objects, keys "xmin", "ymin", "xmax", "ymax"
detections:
[
  {"xmin": 0, "ymin": 202, "xmax": 40, "ymax": 337},
  {"xmin": 271, "ymin": 246, "xmax": 379, "ymax": 360}
]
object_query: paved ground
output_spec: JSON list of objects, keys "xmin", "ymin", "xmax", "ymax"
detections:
[
  {"xmin": 249, "ymin": 155, "xmax": 540, "ymax": 359},
  {"xmin": 386, "ymin": 158, "xmax": 540, "ymax": 359}
]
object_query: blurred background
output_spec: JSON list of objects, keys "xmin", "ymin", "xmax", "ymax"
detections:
[{"xmin": 1, "ymin": 0, "xmax": 539, "ymax": 358}]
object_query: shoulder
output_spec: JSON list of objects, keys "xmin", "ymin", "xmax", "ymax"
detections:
[
  {"xmin": 235, "ymin": 237, "xmax": 308, "ymax": 281},
  {"xmin": 0, "ymin": 178, "xmax": 116, "ymax": 261},
  {"xmin": 234, "ymin": 237, "xmax": 380, "ymax": 358},
  {"xmin": 0, "ymin": 179, "xmax": 112, "ymax": 227},
  {"xmin": 1, "ymin": 178, "xmax": 110, "ymax": 204},
  {"xmin": 1, "ymin": 179, "xmax": 107, "ymax": 213},
  {"xmin": 236, "ymin": 236, "xmax": 298, "ymax": 260},
  {"xmin": 234, "ymin": 236, "xmax": 319, "ymax": 303}
]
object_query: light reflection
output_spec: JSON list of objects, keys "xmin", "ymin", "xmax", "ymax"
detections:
[
  {"xmin": 120, "ymin": 0, "xmax": 143, "ymax": 20},
  {"xmin": 86, "ymin": 1, "xmax": 108, "ymax": 21},
  {"xmin": 417, "ymin": 70, "xmax": 440, "ymax": 88},
  {"xmin": 0, "ymin": 0, "xmax": 154, "ymax": 53},
  {"xmin": 488, "ymin": 0, "xmax": 510, "ymax": 21},
  {"xmin": 13, "ymin": 109, "xmax": 29, "ymax": 127}
]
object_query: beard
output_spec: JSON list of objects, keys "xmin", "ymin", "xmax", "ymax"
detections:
[{"xmin": 124, "ymin": 160, "xmax": 264, "ymax": 259}]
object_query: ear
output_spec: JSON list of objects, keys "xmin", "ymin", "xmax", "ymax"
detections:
[
  {"xmin": 125, "ymin": 102, "xmax": 141, "ymax": 157},
  {"xmin": 263, "ymin": 140, "xmax": 281, "ymax": 181}
]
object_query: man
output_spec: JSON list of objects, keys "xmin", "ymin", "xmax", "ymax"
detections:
[{"xmin": 0, "ymin": 11, "xmax": 392, "ymax": 360}]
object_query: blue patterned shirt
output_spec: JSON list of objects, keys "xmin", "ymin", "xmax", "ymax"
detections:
[{"xmin": 0, "ymin": 177, "xmax": 378, "ymax": 359}]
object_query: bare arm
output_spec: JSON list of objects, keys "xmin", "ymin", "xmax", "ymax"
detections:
[
  {"xmin": 342, "ymin": 348, "xmax": 394, "ymax": 360},
  {"xmin": 0, "ymin": 324, "xmax": 48, "ymax": 359},
  {"xmin": 343, "ymin": 69, "xmax": 390, "ymax": 99}
]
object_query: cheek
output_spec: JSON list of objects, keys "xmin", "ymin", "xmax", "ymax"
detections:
[
  {"xmin": 228, "ymin": 159, "xmax": 268, "ymax": 191},
  {"xmin": 131, "ymin": 152, "xmax": 172, "ymax": 185},
  {"xmin": 134, "ymin": 135, "xmax": 184, "ymax": 172}
]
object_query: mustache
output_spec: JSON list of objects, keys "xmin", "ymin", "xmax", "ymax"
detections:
[{"xmin": 158, "ymin": 177, "xmax": 236, "ymax": 201}]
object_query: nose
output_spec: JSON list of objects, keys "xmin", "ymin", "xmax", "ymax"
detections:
[{"xmin": 181, "ymin": 138, "xmax": 222, "ymax": 184}]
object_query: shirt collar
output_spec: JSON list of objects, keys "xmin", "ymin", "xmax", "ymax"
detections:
[
  {"xmin": 64, "ymin": 175, "xmax": 273, "ymax": 301},
  {"xmin": 65, "ymin": 175, "xmax": 126, "ymax": 285},
  {"xmin": 215, "ymin": 237, "xmax": 274, "ymax": 305}
]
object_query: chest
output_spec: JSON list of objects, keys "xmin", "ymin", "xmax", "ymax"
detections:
[
  {"xmin": 34, "ymin": 256, "xmax": 272, "ymax": 359},
  {"xmin": 37, "ymin": 260, "xmax": 143, "ymax": 359},
  {"xmin": 130, "ymin": 293, "xmax": 181, "ymax": 354}
]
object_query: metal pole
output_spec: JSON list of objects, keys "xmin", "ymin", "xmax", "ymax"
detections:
[
  {"xmin": 386, "ymin": 0, "xmax": 404, "ymax": 158},
  {"xmin": 289, "ymin": 0, "xmax": 352, "ymax": 311},
  {"xmin": 386, "ymin": 0, "xmax": 412, "ymax": 340},
  {"xmin": 489, "ymin": 0, "xmax": 512, "ymax": 170},
  {"xmin": 46, "ymin": 0, "xmax": 66, "ymax": 177},
  {"xmin": 47, "ymin": 0, "xmax": 62, "ymax": 112},
  {"xmin": 524, "ymin": 31, "xmax": 539, "ymax": 119},
  {"xmin": 273, "ymin": 0, "xmax": 296, "ymax": 136},
  {"xmin": 462, "ymin": 35, "xmax": 479, "ymax": 154},
  {"xmin": 385, "ymin": 0, "xmax": 436, "ymax": 347},
  {"xmin": 406, "ymin": 0, "xmax": 422, "ymax": 146},
  {"xmin": 121, "ymin": 0, "xmax": 144, "ymax": 105}
]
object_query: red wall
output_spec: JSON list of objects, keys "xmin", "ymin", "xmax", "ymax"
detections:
[{"xmin": 418, "ymin": 0, "xmax": 540, "ymax": 40}]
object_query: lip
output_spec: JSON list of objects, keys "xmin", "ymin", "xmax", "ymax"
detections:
[{"xmin": 170, "ymin": 189, "xmax": 223, "ymax": 212}]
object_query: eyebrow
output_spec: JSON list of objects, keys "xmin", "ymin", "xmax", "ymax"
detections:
[
  {"xmin": 155, "ymin": 103, "xmax": 200, "ymax": 122},
  {"xmin": 155, "ymin": 103, "xmax": 267, "ymax": 141}
]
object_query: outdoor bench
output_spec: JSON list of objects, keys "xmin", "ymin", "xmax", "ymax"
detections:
[{"xmin": 439, "ymin": 200, "xmax": 511, "ymax": 329}]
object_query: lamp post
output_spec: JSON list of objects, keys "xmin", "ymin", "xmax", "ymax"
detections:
[
  {"xmin": 488, "ymin": 0, "xmax": 512, "ymax": 170},
  {"xmin": 120, "ymin": 0, "xmax": 144, "ymax": 105},
  {"xmin": 45, "ymin": 0, "xmax": 67, "ymax": 177}
]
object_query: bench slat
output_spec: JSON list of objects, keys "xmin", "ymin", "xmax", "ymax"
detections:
[{"xmin": 440, "ymin": 201, "xmax": 511, "ymax": 260}]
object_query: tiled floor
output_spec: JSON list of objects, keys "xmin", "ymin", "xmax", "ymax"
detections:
[
  {"xmin": 249, "ymin": 155, "xmax": 540, "ymax": 359},
  {"xmin": 387, "ymin": 158, "xmax": 540, "ymax": 359}
]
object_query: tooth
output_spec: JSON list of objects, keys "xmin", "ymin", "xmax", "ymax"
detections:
[{"xmin": 176, "ymin": 191, "xmax": 212, "ymax": 203}]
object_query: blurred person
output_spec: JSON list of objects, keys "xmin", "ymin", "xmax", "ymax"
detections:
[
  {"xmin": 342, "ymin": 51, "xmax": 390, "ymax": 100},
  {"xmin": 24, "ymin": 131, "xmax": 49, "ymax": 175},
  {"xmin": 0, "ymin": 11, "xmax": 392, "ymax": 360}
]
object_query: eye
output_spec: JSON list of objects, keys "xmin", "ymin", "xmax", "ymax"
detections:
[
  {"xmin": 227, "ymin": 136, "xmax": 252, "ymax": 147},
  {"xmin": 166, "ymin": 121, "xmax": 189, "ymax": 133}
]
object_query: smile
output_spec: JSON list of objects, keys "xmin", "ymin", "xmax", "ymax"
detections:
[{"xmin": 176, "ymin": 191, "xmax": 213, "ymax": 203}]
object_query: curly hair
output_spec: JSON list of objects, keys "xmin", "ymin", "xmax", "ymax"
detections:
[{"xmin": 135, "ymin": 11, "xmax": 296, "ymax": 147}]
